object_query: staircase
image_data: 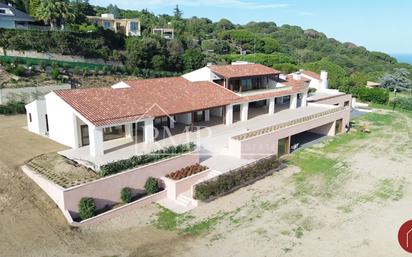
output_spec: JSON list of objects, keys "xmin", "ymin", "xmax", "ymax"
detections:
[
  {"xmin": 176, "ymin": 193, "xmax": 194, "ymax": 207},
  {"xmin": 208, "ymin": 170, "xmax": 223, "ymax": 178}
]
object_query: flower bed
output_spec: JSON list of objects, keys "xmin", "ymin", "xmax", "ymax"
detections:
[
  {"xmin": 100, "ymin": 143, "xmax": 196, "ymax": 176},
  {"xmin": 194, "ymin": 155, "xmax": 282, "ymax": 201},
  {"xmin": 166, "ymin": 163, "xmax": 208, "ymax": 181}
]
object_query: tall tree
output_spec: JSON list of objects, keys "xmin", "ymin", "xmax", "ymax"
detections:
[
  {"xmin": 106, "ymin": 4, "xmax": 120, "ymax": 18},
  {"xmin": 173, "ymin": 5, "xmax": 182, "ymax": 20},
  {"xmin": 35, "ymin": 0, "xmax": 73, "ymax": 29},
  {"xmin": 380, "ymin": 68, "xmax": 412, "ymax": 92}
]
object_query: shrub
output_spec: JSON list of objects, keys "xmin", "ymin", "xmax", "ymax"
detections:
[
  {"xmin": 354, "ymin": 87, "xmax": 389, "ymax": 104},
  {"xmin": 145, "ymin": 177, "xmax": 159, "ymax": 195},
  {"xmin": 194, "ymin": 155, "xmax": 281, "ymax": 201},
  {"xmin": 391, "ymin": 96, "xmax": 412, "ymax": 111},
  {"xmin": 166, "ymin": 164, "xmax": 208, "ymax": 180},
  {"xmin": 0, "ymin": 101, "xmax": 25, "ymax": 114},
  {"xmin": 78, "ymin": 197, "xmax": 96, "ymax": 220},
  {"xmin": 120, "ymin": 187, "xmax": 132, "ymax": 203},
  {"xmin": 99, "ymin": 143, "xmax": 196, "ymax": 176},
  {"xmin": 50, "ymin": 67, "xmax": 60, "ymax": 80}
]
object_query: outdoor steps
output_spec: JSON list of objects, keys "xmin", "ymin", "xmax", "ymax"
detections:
[
  {"xmin": 176, "ymin": 191, "xmax": 198, "ymax": 208},
  {"xmin": 208, "ymin": 170, "xmax": 223, "ymax": 178}
]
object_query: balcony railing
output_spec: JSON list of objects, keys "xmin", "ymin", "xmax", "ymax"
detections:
[{"xmin": 232, "ymin": 106, "xmax": 346, "ymax": 141}]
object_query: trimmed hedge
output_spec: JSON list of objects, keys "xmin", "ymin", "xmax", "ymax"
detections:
[
  {"xmin": 99, "ymin": 143, "xmax": 196, "ymax": 176},
  {"xmin": 194, "ymin": 155, "xmax": 281, "ymax": 201},
  {"xmin": 144, "ymin": 177, "xmax": 159, "ymax": 195},
  {"xmin": 78, "ymin": 197, "xmax": 96, "ymax": 220},
  {"xmin": 351, "ymin": 87, "xmax": 389, "ymax": 104},
  {"xmin": 120, "ymin": 187, "xmax": 132, "ymax": 203}
]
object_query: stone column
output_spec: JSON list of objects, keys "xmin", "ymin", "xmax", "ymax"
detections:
[
  {"xmin": 301, "ymin": 92, "xmax": 308, "ymax": 107},
  {"xmin": 290, "ymin": 94, "xmax": 298, "ymax": 110},
  {"xmin": 89, "ymin": 125, "xmax": 104, "ymax": 157},
  {"xmin": 269, "ymin": 98, "xmax": 275, "ymax": 115},
  {"xmin": 125, "ymin": 123, "xmax": 133, "ymax": 139},
  {"xmin": 225, "ymin": 104, "xmax": 233, "ymax": 125},
  {"xmin": 144, "ymin": 118, "xmax": 154, "ymax": 143},
  {"xmin": 240, "ymin": 103, "xmax": 249, "ymax": 122},
  {"xmin": 204, "ymin": 110, "xmax": 210, "ymax": 122}
]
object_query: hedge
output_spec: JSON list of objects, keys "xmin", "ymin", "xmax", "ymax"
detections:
[
  {"xmin": 194, "ymin": 155, "xmax": 281, "ymax": 201},
  {"xmin": 352, "ymin": 87, "xmax": 389, "ymax": 104},
  {"xmin": 391, "ymin": 96, "xmax": 412, "ymax": 111},
  {"xmin": 0, "ymin": 101, "xmax": 26, "ymax": 115},
  {"xmin": 78, "ymin": 197, "xmax": 96, "ymax": 220},
  {"xmin": 99, "ymin": 143, "xmax": 196, "ymax": 176}
]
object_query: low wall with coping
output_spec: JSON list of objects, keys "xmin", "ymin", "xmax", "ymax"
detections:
[
  {"xmin": 23, "ymin": 150, "xmax": 199, "ymax": 222},
  {"xmin": 310, "ymin": 94, "xmax": 352, "ymax": 107},
  {"xmin": 162, "ymin": 169, "xmax": 211, "ymax": 200},
  {"xmin": 63, "ymin": 150, "xmax": 199, "ymax": 215},
  {"xmin": 67, "ymin": 190, "xmax": 167, "ymax": 227},
  {"xmin": 229, "ymin": 108, "xmax": 350, "ymax": 159}
]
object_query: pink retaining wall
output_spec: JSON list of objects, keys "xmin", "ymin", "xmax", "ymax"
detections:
[
  {"xmin": 230, "ymin": 108, "xmax": 350, "ymax": 159},
  {"xmin": 22, "ymin": 165, "xmax": 66, "ymax": 211},
  {"xmin": 64, "ymin": 151, "xmax": 199, "ymax": 214},
  {"xmin": 162, "ymin": 169, "xmax": 210, "ymax": 200},
  {"xmin": 69, "ymin": 190, "xmax": 167, "ymax": 227}
]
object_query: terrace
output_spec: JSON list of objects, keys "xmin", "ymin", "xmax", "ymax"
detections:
[{"xmin": 59, "ymin": 104, "xmax": 337, "ymax": 168}]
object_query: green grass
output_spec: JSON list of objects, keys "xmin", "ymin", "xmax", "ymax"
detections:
[
  {"xmin": 152, "ymin": 205, "xmax": 181, "ymax": 231},
  {"xmin": 182, "ymin": 215, "xmax": 226, "ymax": 235}
]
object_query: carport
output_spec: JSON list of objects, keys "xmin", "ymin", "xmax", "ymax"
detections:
[{"xmin": 290, "ymin": 131, "xmax": 331, "ymax": 153}]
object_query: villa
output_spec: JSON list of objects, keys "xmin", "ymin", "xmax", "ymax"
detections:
[
  {"xmin": 0, "ymin": 3, "xmax": 34, "ymax": 29},
  {"xmin": 87, "ymin": 13, "xmax": 141, "ymax": 37},
  {"xmin": 24, "ymin": 62, "xmax": 352, "ymax": 224}
]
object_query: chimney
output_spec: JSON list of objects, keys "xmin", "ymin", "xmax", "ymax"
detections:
[
  {"xmin": 320, "ymin": 70, "xmax": 328, "ymax": 90},
  {"xmin": 292, "ymin": 72, "xmax": 301, "ymax": 81}
]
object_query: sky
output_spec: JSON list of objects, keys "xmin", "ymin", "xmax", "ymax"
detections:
[{"xmin": 90, "ymin": 0, "xmax": 412, "ymax": 54}]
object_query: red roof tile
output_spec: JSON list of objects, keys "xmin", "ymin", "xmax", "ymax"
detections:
[
  {"xmin": 55, "ymin": 77, "xmax": 240, "ymax": 127},
  {"xmin": 301, "ymin": 70, "xmax": 321, "ymax": 80},
  {"xmin": 210, "ymin": 64, "xmax": 280, "ymax": 79}
]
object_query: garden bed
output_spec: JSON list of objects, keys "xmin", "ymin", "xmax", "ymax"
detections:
[
  {"xmin": 166, "ymin": 163, "xmax": 208, "ymax": 181},
  {"xmin": 194, "ymin": 155, "xmax": 284, "ymax": 202},
  {"xmin": 26, "ymin": 153, "xmax": 99, "ymax": 188}
]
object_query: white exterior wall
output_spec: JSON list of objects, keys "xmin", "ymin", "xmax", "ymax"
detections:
[
  {"xmin": 25, "ymin": 100, "xmax": 47, "ymax": 135},
  {"xmin": 182, "ymin": 67, "xmax": 221, "ymax": 82},
  {"xmin": 225, "ymin": 105, "xmax": 234, "ymax": 125},
  {"xmin": 44, "ymin": 92, "xmax": 81, "ymax": 148}
]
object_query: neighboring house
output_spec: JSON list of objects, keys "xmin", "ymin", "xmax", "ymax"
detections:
[
  {"xmin": 26, "ymin": 62, "xmax": 351, "ymax": 162},
  {"xmin": 366, "ymin": 81, "xmax": 381, "ymax": 88},
  {"xmin": 0, "ymin": 3, "xmax": 34, "ymax": 29},
  {"xmin": 153, "ymin": 28, "xmax": 174, "ymax": 39},
  {"xmin": 88, "ymin": 13, "xmax": 141, "ymax": 37}
]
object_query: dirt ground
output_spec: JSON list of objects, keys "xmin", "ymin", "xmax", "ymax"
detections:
[{"xmin": 1, "ymin": 110, "xmax": 412, "ymax": 257}]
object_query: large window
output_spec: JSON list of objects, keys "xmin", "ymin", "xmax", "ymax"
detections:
[
  {"xmin": 241, "ymin": 79, "xmax": 253, "ymax": 91},
  {"xmin": 130, "ymin": 22, "xmax": 138, "ymax": 31},
  {"xmin": 103, "ymin": 21, "xmax": 111, "ymax": 29},
  {"xmin": 103, "ymin": 125, "xmax": 125, "ymax": 141}
]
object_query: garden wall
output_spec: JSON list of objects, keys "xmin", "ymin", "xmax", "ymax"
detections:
[
  {"xmin": 162, "ymin": 169, "xmax": 210, "ymax": 200},
  {"xmin": 63, "ymin": 151, "xmax": 199, "ymax": 215}
]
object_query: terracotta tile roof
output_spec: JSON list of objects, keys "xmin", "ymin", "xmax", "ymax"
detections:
[
  {"xmin": 55, "ymin": 77, "xmax": 240, "ymax": 127},
  {"xmin": 301, "ymin": 70, "xmax": 321, "ymax": 80},
  {"xmin": 210, "ymin": 64, "xmax": 280, "ymax": 79},
  {"xmin": 237, "ymin": 75, "xmax": 309, "ymax": 103}
]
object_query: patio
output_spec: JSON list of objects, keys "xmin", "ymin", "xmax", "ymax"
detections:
[{"xmin": 59, "ymin": 104, "xmax": 334, "ymax": 168}]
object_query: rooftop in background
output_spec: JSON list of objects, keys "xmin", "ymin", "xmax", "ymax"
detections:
[
  {"xmin": 0, "ymin": 3, "xmax": 33, "ymax": 22},
  {"xmin": 210, "ymin": 63, "xmax": 281, "ymax": 79},
  {"xmin": 301, "ymin": 70, "xmax": 321, "ymax": 80},
  {"xmin": 55, "ymin": 77, "xmax": 240, "ymax": 127}
]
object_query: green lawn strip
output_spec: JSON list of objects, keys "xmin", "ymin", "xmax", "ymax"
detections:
[{"xmin": 338, "ymin": 178, "xmax": 406, "ymax": 213}]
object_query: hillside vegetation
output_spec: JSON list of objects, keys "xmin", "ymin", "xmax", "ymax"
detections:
[{"xmin": 1, "ymin": 3, "xmax": 412, "ymax": 94}]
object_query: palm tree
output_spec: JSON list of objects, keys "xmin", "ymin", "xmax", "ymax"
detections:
[{"xmin": 35, "ymin": 0, "xmax": 73, "ymax": 30}]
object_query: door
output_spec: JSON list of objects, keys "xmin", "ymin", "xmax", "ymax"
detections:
[
  {"xmin": 335, "ymin": 119, "xmax": 343, "ymax": 134},
  {"xmin": 278, "ymin": 137, "xmax": 290, "ymax": 156},
  {"xmin": 80, "ymin": 125, "xmax": 89, "ymax": 146}
]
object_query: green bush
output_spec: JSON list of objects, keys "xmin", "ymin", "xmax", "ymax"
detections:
[
  {"xmin": 391, "ymin": 96, "xmax": 412, "ymax": 111},
  {"xmin": 0, "ymin": 101, "xmax": 25, "ymax": 115},
  {"xmin": 78, "ymin": 197, "xmax": 96, "ymax": 220},
  {"xmin": 50, "ymin": 67, "xmax": 60, "ymax": 80},
  {"xmin": 355, "ymin": 87, "xmax": 389, "ymax": 104},
  {"xmin": 99, "ymin": 143, "xmax": 196, "ymax": 176},
  {"xmin": 194, "ymin": 155, "xmax": 281, "ymax": 201},
  {"xmin": 120, "ymin": 187, "xmax": 133, "ymax": 203},
  {"xmin": 145, "ymin": 177, "xmax": 159, "ymax": 195}
]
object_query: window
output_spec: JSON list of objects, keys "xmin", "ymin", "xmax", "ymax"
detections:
[
  {"xmin": 29, "ymin": 113, "xmax": 32, "ymax": 122},
  {"xmin": 344, "ymin": 101, "xmax": 350, "ymax": 107},
  {"xmin": 0, "ymin": 9, "xmax": 6, "ymax": 14},
  {"xmin": 45, "ymin": 115, "xmax": 49, "ymax": 132},
  {"xmin": 103, "ymin": 21, "xmax": 111, "ymax": 29},
  {"xmin": 130, "ymin": 22, "xmax": 138, "ymax": 31}
]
